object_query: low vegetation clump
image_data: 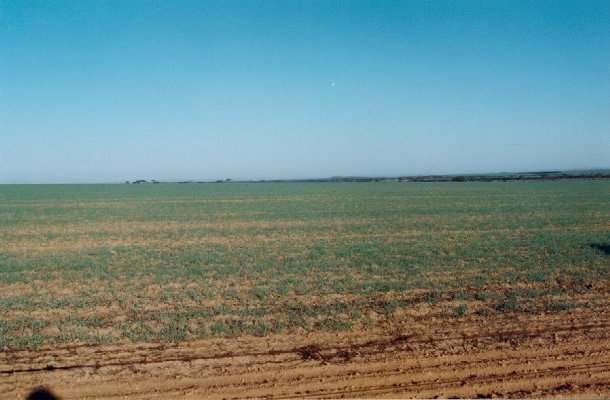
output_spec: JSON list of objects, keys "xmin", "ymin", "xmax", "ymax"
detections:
[{"xmin": 0, "ymin": 181, "xmax": 608, "ymax": 349}]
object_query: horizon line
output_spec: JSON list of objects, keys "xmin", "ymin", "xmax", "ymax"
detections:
[{"xmin": 2, "ymin": 167, "xmax": 610, "ymax": 185}]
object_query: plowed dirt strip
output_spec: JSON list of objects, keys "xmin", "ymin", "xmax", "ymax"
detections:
[{"xmin": 2, "ymin": 309, "xmax": 609, "ymax": 399}]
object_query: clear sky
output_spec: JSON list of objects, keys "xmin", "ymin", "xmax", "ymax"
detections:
[{"xmin": 1, "ymin": 0, "xmax": 609, "ymax": 183}]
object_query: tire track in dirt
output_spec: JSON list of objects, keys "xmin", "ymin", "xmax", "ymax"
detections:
[
  {"xmin": 37, "ymin": 335, "xmax": 609, "ymax": 399},
  {"xmin": 179, "ymin": 346, "xmax": 609, "ymax": 399},
  {"xmin": 2, "ymin": 321, "xmax": 607, "ymax": 375},
  {"xmin": 2, "ymin": 310, "xmax": 609, "ymax": 399},
  {"xmin": 267, "ymin": 362, "xmax": 610, "ymax": 399},
  {"xmin": 260, "ymin": 344, "xmax": 610, "ymax": 392}
]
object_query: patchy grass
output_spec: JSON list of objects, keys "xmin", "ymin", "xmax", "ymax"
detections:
[{"xmin": 0, "ymin": 181, "xmax": 609, "ymax": 349}]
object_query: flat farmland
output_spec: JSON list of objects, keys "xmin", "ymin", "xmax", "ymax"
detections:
[{"xmin": 1, "ymin": 181, "xmax": 609, "ymax": 398}]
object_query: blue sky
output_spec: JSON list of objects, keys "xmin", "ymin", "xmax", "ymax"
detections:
[{"xmin": 1, "ymin": 0, "xmax": 609, "ymax": 183}]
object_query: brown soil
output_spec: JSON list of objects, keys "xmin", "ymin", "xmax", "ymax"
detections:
[{"xmin": 2, "ymin": 309, "xmax": 609, "ymax": 399}]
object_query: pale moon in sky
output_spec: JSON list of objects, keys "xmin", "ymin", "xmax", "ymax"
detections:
[{"xmin": 331, "ymin": 82, "xmax": 336, "ymax": 88}]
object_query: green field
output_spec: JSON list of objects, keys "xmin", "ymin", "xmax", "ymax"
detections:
[{"xmin": 1, "ymin": 181, "xmax": 609, "ymax": 350}]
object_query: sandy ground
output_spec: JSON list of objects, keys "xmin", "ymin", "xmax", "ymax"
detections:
[{"xmin": 1, "ymin": 309, "xmax": 609, "ymax": 399}]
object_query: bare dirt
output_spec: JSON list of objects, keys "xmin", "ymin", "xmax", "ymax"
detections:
[{"xmin": 2, "ymin": 308, "xmax": 609, "ymax": 399}]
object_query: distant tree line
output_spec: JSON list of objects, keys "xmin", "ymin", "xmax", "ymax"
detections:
[{"xmin": 125, "ymin": 171, "xmax": 610, "ymax": 184}]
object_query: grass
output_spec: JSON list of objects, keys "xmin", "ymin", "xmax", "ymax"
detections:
[{"xmin": 0, "ymin": 181, "xmax": 609, "ymax": 349}]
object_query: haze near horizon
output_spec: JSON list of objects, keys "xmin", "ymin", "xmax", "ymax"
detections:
[{"xmin": 1, "ymin": 0, "xmax": 609, "ymax": 183}]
